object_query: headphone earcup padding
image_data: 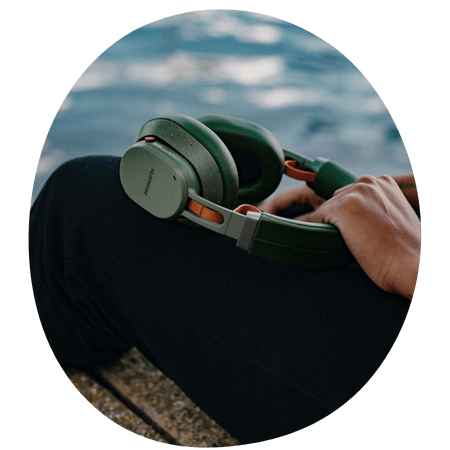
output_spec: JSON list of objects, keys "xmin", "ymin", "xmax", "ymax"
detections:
[{"xmin": 198, "ymin": 115, "xmax": 285, "ymax": 203}]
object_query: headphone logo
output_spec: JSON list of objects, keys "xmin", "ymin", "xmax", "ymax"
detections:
[{"xmin": 143, "ymin": 167, "xmax": 155, "ymax": 196}]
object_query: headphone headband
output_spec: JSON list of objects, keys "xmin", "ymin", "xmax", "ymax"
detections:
[{"xmin": 120, "ymin": 114, "xmax": 357, "ymax": 267}]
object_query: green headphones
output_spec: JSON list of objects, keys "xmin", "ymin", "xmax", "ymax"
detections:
[{"xmin": 119, "ymin": 114, "xmax": 358, "ymax": 267}]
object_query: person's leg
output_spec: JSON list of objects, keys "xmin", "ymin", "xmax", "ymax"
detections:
[{"xmin": 29, "ymin": 156, "xmax": 410, "ymax": 444}]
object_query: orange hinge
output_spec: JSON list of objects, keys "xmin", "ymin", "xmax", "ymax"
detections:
[
  {"xmin": 187, "ymin": 199, "xmax": 224, "ymax": 224},
  {"xmin": 284, "ymin": 160, "xmax": 317, "ymax": 183}
]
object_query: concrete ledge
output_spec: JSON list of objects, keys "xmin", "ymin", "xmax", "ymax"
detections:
[{"xmin": 67, "ymin": 348, "xmax": 240, "ymax": 447}]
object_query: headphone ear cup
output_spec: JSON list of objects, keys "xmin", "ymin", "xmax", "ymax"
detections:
[
  {"xmin": 136, "ymin": 114, "xmax": 239, "ymax": 209},
  {"xmin": 198, "ymin": 115, "xmax": 285, "ymax": 203}
]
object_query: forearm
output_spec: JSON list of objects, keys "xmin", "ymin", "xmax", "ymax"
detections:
[{"xmin": 391, "ymin": 173, "xmax": 419, "ymax": 211}]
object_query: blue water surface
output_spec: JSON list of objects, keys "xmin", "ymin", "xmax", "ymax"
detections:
[{"xmin": 32, "ymin": 10, "xmax": 411, "ymax": 202}]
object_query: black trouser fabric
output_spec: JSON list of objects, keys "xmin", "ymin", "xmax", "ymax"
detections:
[{"xmin": 29, "ymin": 156, "xmax": 409, "ymax": 444}]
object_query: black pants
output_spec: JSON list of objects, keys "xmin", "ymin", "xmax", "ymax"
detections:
[{"xmin": 29, "ymin": 156, "xmax": 409, "ymax": 444}]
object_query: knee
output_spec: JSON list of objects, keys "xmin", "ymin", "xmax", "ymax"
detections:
[
  {"xmin": 43, "ymin": 155, "xmax": 121, "ymax": 199},
  {"xmin": 49, "ymin": 155, "xmax": 108, "ymax": 183},
  {"xmin": 43, "ymin": 156, "xmax": 92, "ymax": 192}
]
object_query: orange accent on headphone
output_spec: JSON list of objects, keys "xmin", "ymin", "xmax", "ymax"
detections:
[
  {"xmin": 284, "ymin": 160, "xmax": 317, "ymax": 183},
  {"xmin": 233, "ymin": 204, "xmax": 262, "ymax": 215},
  {"xmin": 186, "ymin": 200, "xmax": 262, "ymax": 224},
  {"xmin": 187, "ymin": 199, "xmax": 224, "ymax": 224}
]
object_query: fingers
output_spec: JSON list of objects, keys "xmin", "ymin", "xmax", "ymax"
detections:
[
  {"xmin": 293, "ymin": 212, "xmax": 315, "ymax": 222},
  {"xmin": 258, "ymin": 190, "xmax": 293, "ymax": 214},
  {"xmin": 259, "ymin": 184, "xmax": 324, "ymax": 215},
  {"xmin": 259, "ymin": 176, "xmax": 399, "ymax": 223},
  {"xmin": 308, "ymin": 174, "xmax": 406, "ymax": 227}
]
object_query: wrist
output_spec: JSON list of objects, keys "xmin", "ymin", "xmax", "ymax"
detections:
[{"xmin": 390, "ymin": 250, "xmax": 420, "ymax": 300}]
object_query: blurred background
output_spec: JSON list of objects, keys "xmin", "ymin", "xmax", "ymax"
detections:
[{"xmin": 31, "ymin": 10, "xmax": 411, "ymax": 203}]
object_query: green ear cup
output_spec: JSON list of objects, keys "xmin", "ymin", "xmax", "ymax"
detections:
[
  {"xmin": 198, "ymin": 115, "xmax": 285, "ymax": 203},
  {"xmin": 136, "ymin": 114, "xmax": 239, "ymax": 209}
]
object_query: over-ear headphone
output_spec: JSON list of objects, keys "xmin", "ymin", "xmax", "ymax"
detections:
[{"xmin": 119, "ymin": 114, "xmax": 358, "ymax": 267}]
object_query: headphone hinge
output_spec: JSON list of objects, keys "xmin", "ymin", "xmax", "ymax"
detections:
[{"xmin": 236, "ymin": 211, "xmax": 261, "ymax": 251}]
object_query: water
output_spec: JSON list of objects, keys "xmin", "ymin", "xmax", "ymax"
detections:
[{"xmin": 32, "ymin": 10, "xmax": 411, "ymax": 202}]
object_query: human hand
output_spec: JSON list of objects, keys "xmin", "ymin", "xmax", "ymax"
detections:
[
  {"xmin": 259, "ymin": 176, "xmax": 420, "ymax": 299},
  {"xmin": 258, "ymin": 184, "xmax": 325, "ymax": 221},
  {"xmin": 306, "ymin": 175, "xmax": 420, "ymax": 299}
]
